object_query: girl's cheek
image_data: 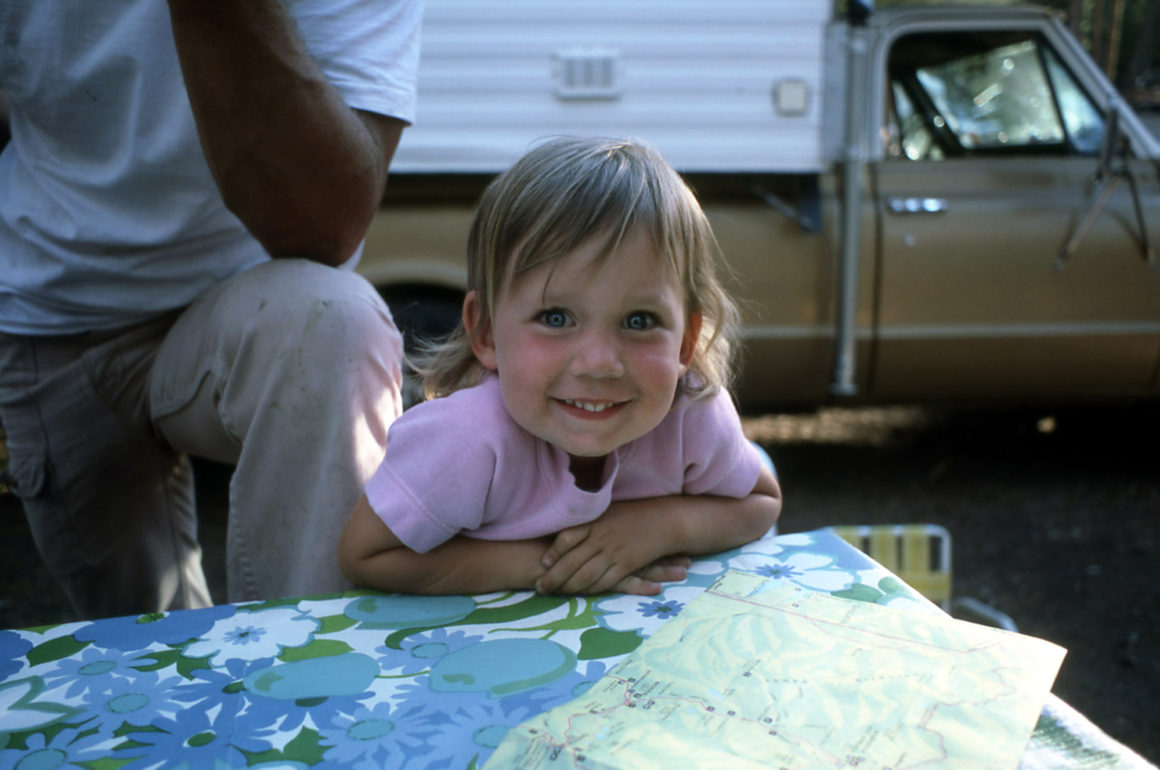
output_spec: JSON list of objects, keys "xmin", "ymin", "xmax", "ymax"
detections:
[{"xmin": 633, "ymin": 336, "xmax": 688, "ymax": 364}]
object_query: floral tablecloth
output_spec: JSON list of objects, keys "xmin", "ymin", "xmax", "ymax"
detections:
[{"xmin": 0, "ymin": 528, "xmax": 1153, "ymax": 769}]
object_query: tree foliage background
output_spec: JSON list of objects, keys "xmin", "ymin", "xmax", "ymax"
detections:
[{"xmin": 1048, "ymin": 0, "xmax": 1159, "ymax": 87}]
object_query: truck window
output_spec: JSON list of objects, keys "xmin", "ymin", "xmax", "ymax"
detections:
[
  {"xmin": 887, "ymin": 82, "xmax": 944, "ymax": 161},
  {"xmin": 1042, "ymin": 47, "xmax": 1104, "ymax": 154},
  {"xmin": 884, "ymin": 32, "xmax": 1104, "ymax": 159}
]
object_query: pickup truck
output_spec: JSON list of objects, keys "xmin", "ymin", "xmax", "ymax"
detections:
[{"xmin": 356, "ymin": 0, "xmax": 1160, "ymax": 411}]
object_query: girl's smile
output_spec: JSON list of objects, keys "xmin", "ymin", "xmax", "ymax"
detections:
[
  {"xmin": 467, "ymin": 225, "xmax": 700, "ymax": 469},
  {"xmin": 556, "ymin": 397, "xmax": 628, "ymax": 415}
]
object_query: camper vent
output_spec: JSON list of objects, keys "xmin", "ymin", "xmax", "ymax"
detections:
[{"xmin": 553, "ymin": 47, "xmax": 620, "ymax": 100}]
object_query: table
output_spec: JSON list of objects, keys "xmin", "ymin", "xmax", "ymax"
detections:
[{"xmin": 0, "ymin": 529, "xmax": 1153, "ymax": 769}]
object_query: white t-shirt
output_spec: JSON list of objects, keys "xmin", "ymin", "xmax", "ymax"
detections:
[
  {"xmin": 0, "ymin": 0, "xmax": 422, "ymax": 334},
  {"xmin": 365, "ymin": 376, "xmax": 764, "ymax": 553}
]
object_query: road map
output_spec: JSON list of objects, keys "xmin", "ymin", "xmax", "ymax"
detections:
[{"xmin": 486, "ymin": 570, "xmax": 1066, "ymax": 769}]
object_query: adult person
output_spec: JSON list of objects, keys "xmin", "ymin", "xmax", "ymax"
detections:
[{"xmin": 0, "ymin": 0, "xmax": 423, "ymax": 619}]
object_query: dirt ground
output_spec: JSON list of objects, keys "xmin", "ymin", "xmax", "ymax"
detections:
[{"xmin": 1, "ymin": 401, "xmax": 1157, "ymax": 764}]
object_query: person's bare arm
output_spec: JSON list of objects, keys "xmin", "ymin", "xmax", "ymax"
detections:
[
  {"xmin": 338, "ymin": 495, "xmax": 694, "ymax": 596},
  {"xmin": 338, "ymin": 495, "xmax": 549, "ymax": 594},
  {"xmin": 536, "ymin": 467, "xmax": 782, "ymax": 595},
  {"xmin": 167, "ymin": 0, "xmax": 404, "ymax": 265}
]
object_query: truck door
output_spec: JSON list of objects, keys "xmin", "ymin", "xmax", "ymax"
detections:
[{"xmin": 869, "ymin": 28, "xmax": 1160, "ymax": 401}]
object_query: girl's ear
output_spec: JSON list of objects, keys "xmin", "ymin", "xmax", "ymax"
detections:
[
  {"xmin": 463, "ymin": 291, "xmax": 498, "ymax": 370},
  {"xmin": 680, "ymin": 311, "xmax": 703, "ymax": 368}
]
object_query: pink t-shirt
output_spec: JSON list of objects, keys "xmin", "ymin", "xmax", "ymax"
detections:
[{"xmin": 365, "ymin": 376, "xmax": 763, "ymax": 553}]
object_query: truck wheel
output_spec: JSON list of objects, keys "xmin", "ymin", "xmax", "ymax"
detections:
[{"xmin": 379, "ymin": 287, "xmax": 464, "ymax": 408}]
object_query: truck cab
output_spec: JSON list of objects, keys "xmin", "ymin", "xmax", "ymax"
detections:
[{"xmin": 857, "ymin": 7, "xmax": 1159, "ymax": 405}]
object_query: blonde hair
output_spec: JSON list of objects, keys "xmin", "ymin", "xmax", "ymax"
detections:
[{"xmin": 419, "ymin": 136, "xmax": 740, "ymax": 401}]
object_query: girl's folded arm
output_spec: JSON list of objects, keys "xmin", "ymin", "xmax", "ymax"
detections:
[
  {"xmin": 667, "ymin": 465, "xmax": 782, "ymax": 556},
  {"xmin": 337, "ymin": 494, "xmax": 550, "ymax": 595},
  {"xmin": 536, "ymin": 466, "xmax": 782, "ymax": 595}
]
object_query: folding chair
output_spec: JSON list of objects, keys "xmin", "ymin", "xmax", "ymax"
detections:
[
  {"xmin": 829, "ymin": 523, "xmax": 953, "ymax": 611},
  {"xmin": 828, "ymin": 523, "xmax": 1017, "ymax": 631}
]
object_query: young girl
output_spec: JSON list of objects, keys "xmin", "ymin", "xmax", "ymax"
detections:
[{"xmin": 338, "ymin": 137, "xmax": 781, "ymax": 596}]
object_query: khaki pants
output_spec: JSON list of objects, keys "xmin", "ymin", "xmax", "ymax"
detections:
[{"xmin": 0, "ymin": 259, "xmax": 403, "ymax": 619}]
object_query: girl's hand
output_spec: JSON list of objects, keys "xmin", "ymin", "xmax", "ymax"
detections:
[
  {"xmin": 535, "ymin": 499, "xmax": 675, "ymax": 595},
  {"xmin": 535, "ymin": 469, "xmax": 780, "ymax": 595},
  {"xmin": 607, "ymin": 556, "xmax": 693, "ymax": 596}
]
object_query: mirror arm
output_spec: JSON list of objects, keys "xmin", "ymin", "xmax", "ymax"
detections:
[
  {"xmin": 750, "ymin": 183, "xmax": 822, "ymax": 233},
  {"xmin": 1057, "ymin": 105, "xmax": 1155, "ymax": 268}
]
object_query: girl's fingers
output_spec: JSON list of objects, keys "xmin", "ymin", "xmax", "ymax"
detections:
[
  {"xmin": 541, "ymin": 525, "xmax": 591, "ymax": 569},
  {"xmin": 635, "ymin": 560, "xmax": 688, "ymax": 584}
]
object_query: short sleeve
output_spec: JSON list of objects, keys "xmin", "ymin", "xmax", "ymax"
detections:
[
  {"xmin": 679, "ymin": 389, "xmax": 764, "ymax": 499},
  {"xmin": 288, "ymin": 0, "xmax": 422, "ymax": 122},
  {"xmin": 364, "ymin": 395, "xmax": 498, "ymax": 553}
]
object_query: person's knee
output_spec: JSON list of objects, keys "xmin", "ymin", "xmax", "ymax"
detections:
[
  {"xmin": 247, "ymin": 260, "xmax": 402, "ymax": 370},
  {"xmin": 239, "ymin": 262, "xmax": 405, "ymax": 427}
]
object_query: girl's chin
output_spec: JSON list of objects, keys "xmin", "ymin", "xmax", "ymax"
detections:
[
  {"xmin": 566, "ymin": 450, "xmax": 611, "ymax": 463},
  {"xmin": 555, "ymin": 439, "xmax": 611, "ymax": 458}
]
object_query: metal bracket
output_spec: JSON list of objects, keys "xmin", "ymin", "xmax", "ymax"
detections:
[
  {"xmin": 751, "ymin": 184, "xmax": 822, "ymax": 233},
  {"xmin": 1058, "ymin": 107, "xmax": 1155, "ymax": 269}
]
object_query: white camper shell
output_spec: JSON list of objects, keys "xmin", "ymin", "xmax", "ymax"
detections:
[{"xmin": 390, "ymin": 0, "xmax": 836, "ymax": 174}]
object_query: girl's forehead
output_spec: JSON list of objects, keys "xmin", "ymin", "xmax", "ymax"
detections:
[{"xmin": 503, "ymin": 226, "xmax": 677, "ymax": 295}]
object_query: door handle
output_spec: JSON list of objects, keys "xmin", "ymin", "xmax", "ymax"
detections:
[{"xmin": 886, "ymin": 197, "xmax": 947, "ymax": 214}]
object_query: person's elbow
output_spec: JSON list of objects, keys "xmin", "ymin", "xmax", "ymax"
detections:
[
  {"xmin": 263, "ymin": 221, "xmax": 368, "ymax": 267},
  {"xmin": 749, "ymin": 468, "xmax": 783, "ymax": 536},
  {"xmin": 336, "ymin": 496, "xmax": 399, "ymax": 590},
  {"xmin": 754, "ymin": 492, "xmax": 781, "ymax": 535},
  {"xmin": 260, "ymin": 112, "xmax": 401, "ymax": 265},
  {"xmin": 336, "ymin": 535, "xmax": 376, "ymax": 588},
  {"xmin": 236, "ymin": 182, "xmax": 380, "ymax": 267}
]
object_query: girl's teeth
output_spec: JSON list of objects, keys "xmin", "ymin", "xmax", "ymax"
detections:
[{"xmin": 566, "ymin": 399, "xmax": 611, "ymax": 413}]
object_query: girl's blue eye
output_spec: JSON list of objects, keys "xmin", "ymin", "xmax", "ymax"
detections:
[
  {"xmin": 539, "ymin": 309, "xmax": 570, "ymax": 328},
  {"xmin": 624, "ymin": 312, "xmax": 657, "ymax": 331}
]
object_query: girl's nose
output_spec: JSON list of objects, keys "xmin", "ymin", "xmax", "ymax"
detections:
[{"xmin": 570, "ymin": 331, "xmax": 624, "ymax": 379}]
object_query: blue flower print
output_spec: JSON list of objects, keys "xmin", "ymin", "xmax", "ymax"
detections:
[
  {"xmin": 0, "ymin": 726, "xmax": 107, "ymax": 769},
  {"xmin": 156, "ymin": 665, "xmax": 311, "ymax": 758},
  {"xmin": 166, "ymin": 663, "xmax": 245, "ymax": 707},
  {"xmin": 116, "ymin": 696, "xmax": 246, "ymax": 769},
  {"xmin": 0, "ymin": 676, "xmax": 84, "ymax": 734},
  {"xmin": 417, "ymin": 700, "xmax": 537, "ymax": 768},
  {"xmin": 756, "ymin": 562, "xmax": 802, "ymax": 579},
  {"xmin": 223, "ymin": 623, "xmax": 267, "ymax": 647},
  {"xmin": 232, "ymin": 681, "xmax": 374, "ymax": 741},
  {"xmin": 565, "ymin": 660, "xmax": 609, "ymax": 700},
  {"xmin": 428, "ymin": 704, "xmax": 501, "ymax": 766},
  {"xmin": 639, "ymin": 599, "xmax": 683, "ymax": 620},
  {"xmin": 0, "ymin": 630, "xmax": 32, "ymax": 679},
  {"xmin": 729, "ymin": 551, "xmax": 853, "ymax": 592},
  {"xmin": 81, "ymin": 671, "xmax": 186, "ymax": 737},
  {"xmin": 318, "ymin": 701, "xmax": 440, "ymax": 769},
  {"xmin": 685, "ymin": 534, "xmax": 787, "ymax": 584},
  {"xmin": 392, "ymin": 675, "xmax": 491, "ymax": 713},
  {"xmin": 45, "ymin": 645, "xmax": 148, "ymax": 698},
  {"xmin": 519, "ymin": 660, "xmax": 611, "ymax": 717},
  {"xmin": 73, "ymin": 603, "xmax": 236, "ymax": 651},
  {"xmin": 184, "ymin": 607, "xmax": 320, "ymax": 666},
  {"xmin": 595, "ymin": 586, "xmax": 702, "ymax": 636},
  {"xmin": 377, "ymin": 628, "xmax": 485, "ymax": 675}
]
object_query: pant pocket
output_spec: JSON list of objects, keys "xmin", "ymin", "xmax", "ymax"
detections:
[{"xmin": 0, "ymin": 408, "xmax": 47, "ymax": 499}]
